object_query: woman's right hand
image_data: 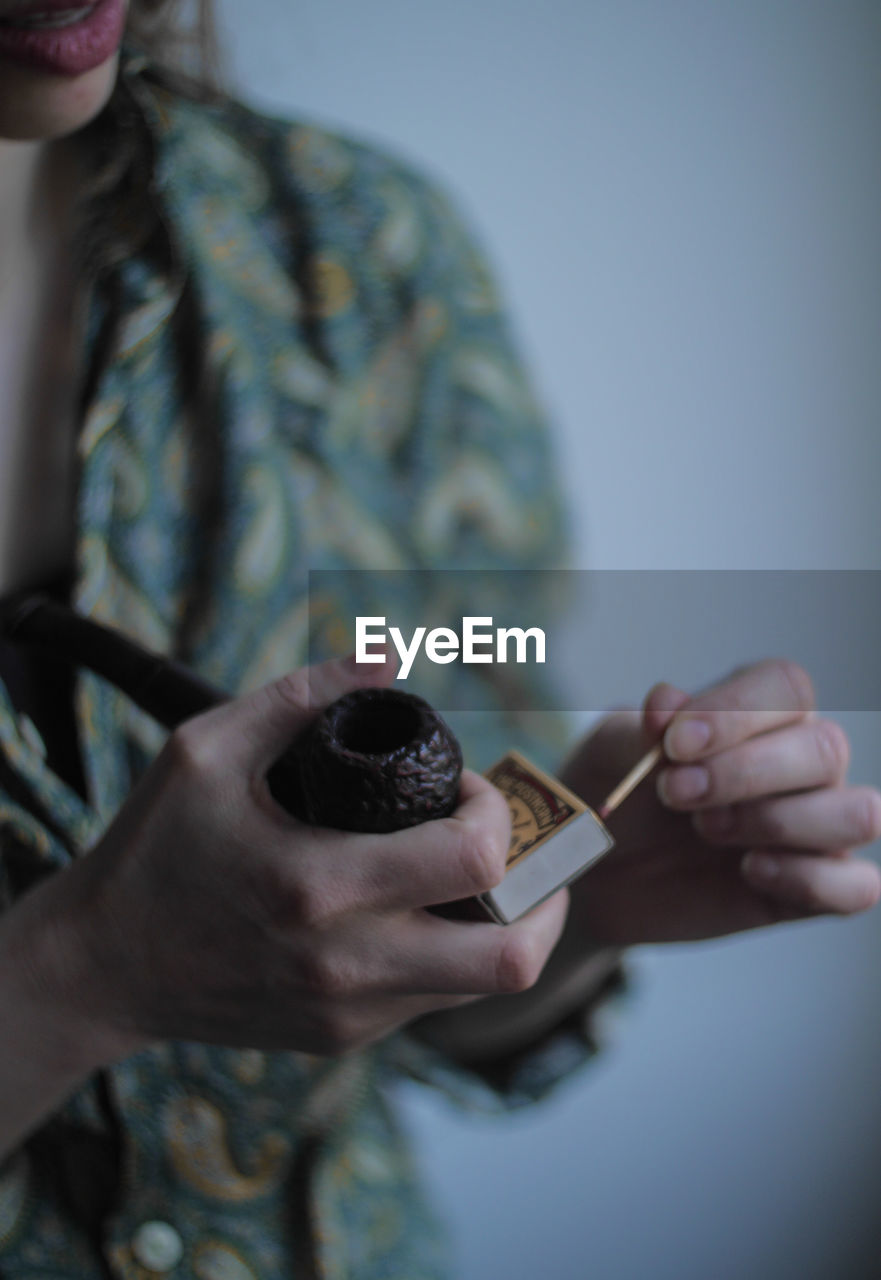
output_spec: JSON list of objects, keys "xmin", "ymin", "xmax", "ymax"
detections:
[{"xmin": 10, "ymin": 653, "xmax": 568, "ymax": 1071}]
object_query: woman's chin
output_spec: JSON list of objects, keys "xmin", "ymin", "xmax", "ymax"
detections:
[{"xmin": 0, "ymin": 52, "xmax": 120, "ymax": 142}]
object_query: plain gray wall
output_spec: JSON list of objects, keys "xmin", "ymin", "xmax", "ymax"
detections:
[{"xmin": 216, "ymin": 3, "xmax": 881, "ymax": 1277}]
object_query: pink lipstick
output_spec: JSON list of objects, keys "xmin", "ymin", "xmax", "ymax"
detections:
[{"xmin": 0, "ymin": 0, "xmax": 126, "ymax": 77}]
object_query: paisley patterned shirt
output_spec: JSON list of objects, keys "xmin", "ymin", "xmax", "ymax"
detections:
[{"xmin": 0, "ymin": 53, "xmax": 614, "ymax": 1280}]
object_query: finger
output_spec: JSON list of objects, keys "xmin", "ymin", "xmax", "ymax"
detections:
[
  {"xmin": 642, "ymin": 682, "xmax": 691, "ymax": 741},
  {"xmin": 693, "ymin": 785, "xmax": 881, "ymax": 851},
  {"xmin": 220, "ymin": 649, "xmax": 399, "ymax": 771},
  {"xmin": 304, "ymin": 643, "xmax": 398, "ymax": 709},
  {"xmin": 741, "ymin": 849, "xmax": 881, "ymax": 916},
  {"xmin": 302, "ymin": 981, "xmax": 494, "ymax": 1057},
  {"xmin": 387, "ymin": 888, "xmax": 570, "ymax": 997},
  {"xmin": 662, "ymin": 659, "xmax": 815, "ymax": 763},
  {"xmin": 346, "ymin": 987, "xmax": 511, "ymax": 1053},
  {"xmin": 306, "ymin": 769, "xmax": 513, "ymax": 913},
  {"xmin": 657, "ymin": 717, "xmax": 850, "ymax": 811}
]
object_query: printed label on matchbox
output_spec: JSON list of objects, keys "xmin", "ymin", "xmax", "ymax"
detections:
[
  {"xmin": 485, "ymin": 750, "xmax": 588, "ymax": 869},
  {"xmin": 480, "ymin": 750, "xmax": 614, "ymax": 924}
]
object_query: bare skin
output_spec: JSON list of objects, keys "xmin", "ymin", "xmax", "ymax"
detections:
[
  {"xmin": 0, "ymin": 1, "xmax": 123, "ymax": 593},
  {"xmin": 1, "ymin": 2, "xmax": 879, "ymax": 1161},
  {"xmin": 0, "ymin": 134, "xmax": 82, "ymax": 594},
  {"xmin": 0, "ymin": 654, "xmax": 569, "ymax": 1155},
  {"xmin": 419, "ymin": 661, "xmax": 881, "ymax": 1061}
]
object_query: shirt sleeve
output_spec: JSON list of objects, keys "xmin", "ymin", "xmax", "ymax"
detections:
[{"xmin": 381, "ymin": 956, "xmax": 628, "ymax": 1114}]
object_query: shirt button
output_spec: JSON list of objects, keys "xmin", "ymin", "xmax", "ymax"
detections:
[{"xmin": 131, "ymin": 1221, "xmax": 184, "ymax": 1273}]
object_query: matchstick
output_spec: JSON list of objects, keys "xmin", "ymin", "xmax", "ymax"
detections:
[{"xmin": 598, "ymin": 744, "xmax": 665, "ymax": 820}]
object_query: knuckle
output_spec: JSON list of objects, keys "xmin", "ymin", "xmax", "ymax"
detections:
[
  {"xmin": 265, "ymin": 669, "xmax": 312, "ymax": 718},
  {"xmin": 729, "ymin": 751, "xmax": 762, "ymax": 801},
  {"xmin": 257, "ymin": 855, "xmax": 342, "ymax": 932},
  {"xmin": 164, "ymin": 720, "xmax": 219, "ymax": 779},
  {"xmin": 776, "ymin": 659, "xmax": 815, "ymax": 714},
  {"xmin": 698, "ymin": 709, "xmax": 726, "ymax": 742},
  {"xmin": 299, "ymin": 947, "xmax": 358, "ymax": 1001},
  {"xmin": 493, "ymin": 932, "xmax": 543, "ymax": 995},
  {"xmin": 455, "ymin": 823, "xmax": 507, "ymax": 895},
  {"xmin": 755, "ymin": 802, "xmax": 789, "ymax": 845},
  {"xmin": 281, "ymin": 873, "xmax": 342, "ymax": 932},
  {"xmin": 813, "ymin": 720, "xmax": 850, "ymax": 779}
]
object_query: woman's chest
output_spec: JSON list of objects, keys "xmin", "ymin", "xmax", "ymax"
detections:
[{"xmin": 0, "ymin": 251, "xmax": 80, "ymax": 599}]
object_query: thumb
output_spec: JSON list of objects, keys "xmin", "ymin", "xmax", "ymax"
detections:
[
  {"xmin": 219, "ymin": 646, "xmax": 398, "ymax": 773},
  {"xmin": 642, "ymin": 681, "xmax": 690, "ymax": 742}
]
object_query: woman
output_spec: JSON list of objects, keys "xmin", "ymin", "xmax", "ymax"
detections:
[{"xmin": 1, "ymin": 3, "xmax": 879, "ymax": 1277}]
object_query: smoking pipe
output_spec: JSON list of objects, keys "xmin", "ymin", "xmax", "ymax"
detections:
[{"xmin": 0, "ymin": 593, "xmax": 462, "ymax": 832}]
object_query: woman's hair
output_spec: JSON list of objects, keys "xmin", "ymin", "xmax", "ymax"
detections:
[
  {"xmin": 125, "ymin": 0, "xmax": 225, "ymax": 95},
  {"xmin": 78, "ymin": 0, "xmax": 230, "ymax": 659},
  {"xmin": 80, "ymin": 0, "xmax": 226, "ymax": 277}
]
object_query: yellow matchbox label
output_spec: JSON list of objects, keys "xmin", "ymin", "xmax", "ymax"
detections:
[{"xmin": 484, "ymin": 750, "xmax": 590, "ymax": 870}]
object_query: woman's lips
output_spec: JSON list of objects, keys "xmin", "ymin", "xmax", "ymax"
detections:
[
  {"xmin": 0, "ymin": 1, "xmax": 100, "ymax": 16},
  {"xmin": 0, "ymin": 0, "xmax": 126, "ymax": 76}
]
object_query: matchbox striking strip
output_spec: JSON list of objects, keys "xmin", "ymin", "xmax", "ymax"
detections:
[{"xmin": 479, "ymin": 750, "xmax": 615, "ymax": 925}]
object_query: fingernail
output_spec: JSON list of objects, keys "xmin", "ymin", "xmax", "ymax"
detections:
[
  {"xmin": 742, "ymin": 852, "xmax": 781, "ymax": 882},
  {"xmin": 665, "ymin": 718, "xmax": 712, "ymax": 761},
  {"xmin": 657, "ymin": 765, "xmax": 709, "ymax": 806}
]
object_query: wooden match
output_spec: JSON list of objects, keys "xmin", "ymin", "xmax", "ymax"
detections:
[{"xmin": 598, "ymin": 743, "xmax": 665, "ymax": 821}]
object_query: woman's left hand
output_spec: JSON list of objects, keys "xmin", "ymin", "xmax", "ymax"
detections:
[{"xmin": 562, "ymin": 658, "xmax": 881, "ymax": 944}]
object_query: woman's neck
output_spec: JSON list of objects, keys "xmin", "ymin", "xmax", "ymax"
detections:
[
  {"xmin": 0, "ymin": 139, "xmax": 44, "ymax": 292},
  {"xmin": 0, "ymin": 136, "xmax": 82, "ymax": 289}
]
